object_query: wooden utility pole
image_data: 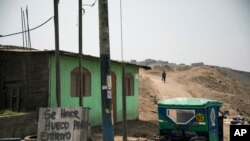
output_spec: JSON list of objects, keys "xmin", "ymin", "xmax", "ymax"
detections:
[
  {"xmin": 78, "ymin": 0, "xmax": 83, "ymax": 107},
  {"xmin": 54, "ymin": 0, "xmax": 61, "ymax": 107},
  {"xmin": 98, "ymin": 0, "xmax": 114, "ymax": 140}
]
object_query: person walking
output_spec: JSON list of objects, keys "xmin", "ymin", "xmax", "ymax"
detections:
[{"xmin": 162, "ymin": 71, "xmax": 166, "ymax": 83}]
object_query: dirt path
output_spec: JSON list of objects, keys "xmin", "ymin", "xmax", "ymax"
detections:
[
  {"xmin": 140, "ymin": 69, "xmax": 231, "ymax": 141},
  {"xmin": 92, "ymin": 68, "xmax": 236, "ymax": 140},
  {"xmin": 142, "ymin": 71, "xmax": 192, "ymax": 100}
]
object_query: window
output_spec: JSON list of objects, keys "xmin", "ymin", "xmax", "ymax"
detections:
[
  {"xmin": 71, "ymin": 67, "xmax": 91, "ymax": 97},
  {"xmin": 167, "ymin": 109, "xmax": 195, "ymax": 124},
  {"xmin": 125, "ymin": 73, "xmax": 134, "ymax": 96}
]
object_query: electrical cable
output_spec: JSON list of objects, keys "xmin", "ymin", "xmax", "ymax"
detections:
[
  {"xmin": 76, "ymin": 0, "xmax": 96, "ymax": 26},
  {"xmin": 0, "ymin": 16, "xmax": 53, "ymax": 38},
  {"xmin": 82, "ymin": 0, "xmax": 97, "ymax": 7},
  {"xmin": 82, "ymin": 0, "xmax": 97, "ymax": 15}
]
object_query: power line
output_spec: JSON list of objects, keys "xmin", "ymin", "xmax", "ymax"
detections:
[
  {"xmin": 82, "ymin": 0, "xmax": 97, "ymax": 7},
  {"xmin": 0, "ymin": 16, "xmax": 54, "ymax": 38}
]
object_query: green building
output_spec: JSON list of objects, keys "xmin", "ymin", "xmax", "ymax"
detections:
[{"xmin": 0, "ymin": 45, "xmax": 150, "ymax": 126}]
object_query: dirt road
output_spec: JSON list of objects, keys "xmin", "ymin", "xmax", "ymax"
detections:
[
  {"xmin": 144, "ymin": 71, "xmax": 193, "ymax": 99},
  {"xmin": 139, "ymin": 68, "xmax": 231, "ymax": 141},
  {"xmin": 92, "ymin": 66, "xmax": 249, "ymax": 140}
]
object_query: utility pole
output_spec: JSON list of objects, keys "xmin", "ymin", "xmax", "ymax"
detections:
[
  {"xmin": 122, "ymin": 66, "xmax": 127, "ymax": 140},
  {"xmin": 78, "ymin": 0, "xmax": 83, "ymax": 107},
  {"xmin": 54, "ymin": 0, "xmax": 61, "ymax": 107},
  {"xmin": 98, "ymin": 0, "xmax": 114, "ymax": 141},
  {"xmin": 120, "ymin": 0, "xmax": 127, "ymax": 140}
]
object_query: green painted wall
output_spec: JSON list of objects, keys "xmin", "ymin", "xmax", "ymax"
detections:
[
  {"xmin": 49, "ymin": 54, "xmax": 139, "ymax": 126},
  {"xmin": 111, "ymin": 64, "xmax": 139, "ymax": 122}
]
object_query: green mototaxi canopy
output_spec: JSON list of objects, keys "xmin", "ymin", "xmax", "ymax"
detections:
[{"xmin": 158, "ymin": 97, "xmax": 222, "ymax": 108}]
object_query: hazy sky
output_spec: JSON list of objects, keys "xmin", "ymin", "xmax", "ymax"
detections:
[{"xmin": 0, "ymin": 0, "xmax": 250, "ymax": 72}]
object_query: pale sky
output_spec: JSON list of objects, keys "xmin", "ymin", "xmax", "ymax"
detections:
[{"xmin": 0, "ymin": 0, "xmax": 250, "ymax": 72}]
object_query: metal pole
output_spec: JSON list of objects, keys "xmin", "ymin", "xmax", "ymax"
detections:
[
  {"xmin": 21, "ymin": 8, "xmax": 24, "ymax": 47},
  {"xmin": 22, "ymin": 10, "xmax": 28, "ymax": 48},
  {"xmin": 119, "ymin": 0, "xmax": 127, "ymax": 140},
  {"xmin": 54, "ymin": 0, "xmax": 61, "ymax": 107},
  {"xmin": 122, "ymin": 64, "xmax": 127, "ymax": 141},
  {"xmin": 98, "ymin": 0, "xmax": 114, "ymax": 140},
  {"xmin": 26, "ymin": 6, "xmax": 31, "ymax": 48},
  {"xmin": 79, "ymin": 0, "xmax": 83, "ymax": 107}
]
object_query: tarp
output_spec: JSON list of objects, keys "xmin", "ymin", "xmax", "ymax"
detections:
[{"xmin": 158, "ymin": 98, "xmax": 222, "ymax": 108}]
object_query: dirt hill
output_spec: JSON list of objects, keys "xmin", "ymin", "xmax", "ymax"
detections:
[
  {"xmin": 140, "ymin": 65, "xmax": 250, "ymax": 116},
  {"xmin": 137, "ymin": 65, "xmax": 250, "ymax": 141},
  {"xmin": 92, "ymin": 65, "xmax": 250, "ymax": 140},
  {"xmin": 174, "ymin": 66, "xmax": 250, "ymax": 116}
]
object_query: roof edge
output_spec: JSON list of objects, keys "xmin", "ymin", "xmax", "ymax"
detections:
[{"xmin": 0, "ymin": 45, "xmax": 151, "ymax": 70}]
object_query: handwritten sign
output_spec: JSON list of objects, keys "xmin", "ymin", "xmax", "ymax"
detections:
[{"xmin": 37, "ymin": 107, "xmax": 89, "ymax": 141}]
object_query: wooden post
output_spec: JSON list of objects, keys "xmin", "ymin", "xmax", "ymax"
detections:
[
  {"xmin": 54, "ymin": 0, "xmax": 61, "ymax": 107},
  {"xmin": 78, "ymin": 0, "xmax": 83, "ymax": 107},
  {"xmin": 98, "ymin": 0, "xmax": 114, "ymax": 140}
]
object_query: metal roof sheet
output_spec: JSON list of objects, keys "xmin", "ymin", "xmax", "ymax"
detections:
[
  {"xmin": 0, "ymin": 44, "xmax": 151, "ymax": 69},
  {"xmin": 158, "ymin": 97, "xmax": 222, "ymax": 108}
]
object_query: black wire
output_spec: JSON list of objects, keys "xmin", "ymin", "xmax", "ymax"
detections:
[
  {"xmin": 0, "ymin": 16, "xmax": 54, "ymax": 38},
  {"xmin": 75, "ymin": 0, "xmax": 96, "ymax": 25},
  {"xmin": 82, "ymin": 8, "xmax": 86, "ymax": 15},
  {"xmin": 82, "ymin": 0, "xmax": 97, "ymax": 7},
  {"xmin": 81, "ymin": 0, "xmax": 97, "ymax": 15}
]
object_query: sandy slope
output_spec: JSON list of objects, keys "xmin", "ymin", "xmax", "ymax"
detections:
[
  {"xmin": 92, "ymin": 66, "xmax": 249, "ymax": 140},
  {"xmin": 144, "ymin": 70, "xmax": 192, "ymax": 99},
  {"xmin": 138, "ymin": 66, "xmax": 250, "ymax": 141},
  {"xmin": 139, "ymin": 68, "xmax": 231, "ymax": 141},
  {"xmin": 141, "ymin": 66, "xmax": 250, "ymax": 116}
]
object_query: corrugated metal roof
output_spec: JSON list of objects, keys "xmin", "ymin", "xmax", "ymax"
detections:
[
  {"xmin": 0, "ymin": 44, "xmax": 39, "ymax": 52},
  {"xmin": 158, "ymin": 98, "xmax": 222, "ymax": 108},
  {"xmin": 0, "ymin": 44, "xmax": 151, "ymax": 69}
]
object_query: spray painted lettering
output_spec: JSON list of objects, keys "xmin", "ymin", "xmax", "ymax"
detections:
[{"xmin": 37, "ymin": 107, "xmax": 89, "ymax": 141}]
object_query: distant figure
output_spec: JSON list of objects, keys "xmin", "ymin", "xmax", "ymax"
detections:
[{"xmin": 162, "ymin": 71, "xmax": 166, "ymax": 83}]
